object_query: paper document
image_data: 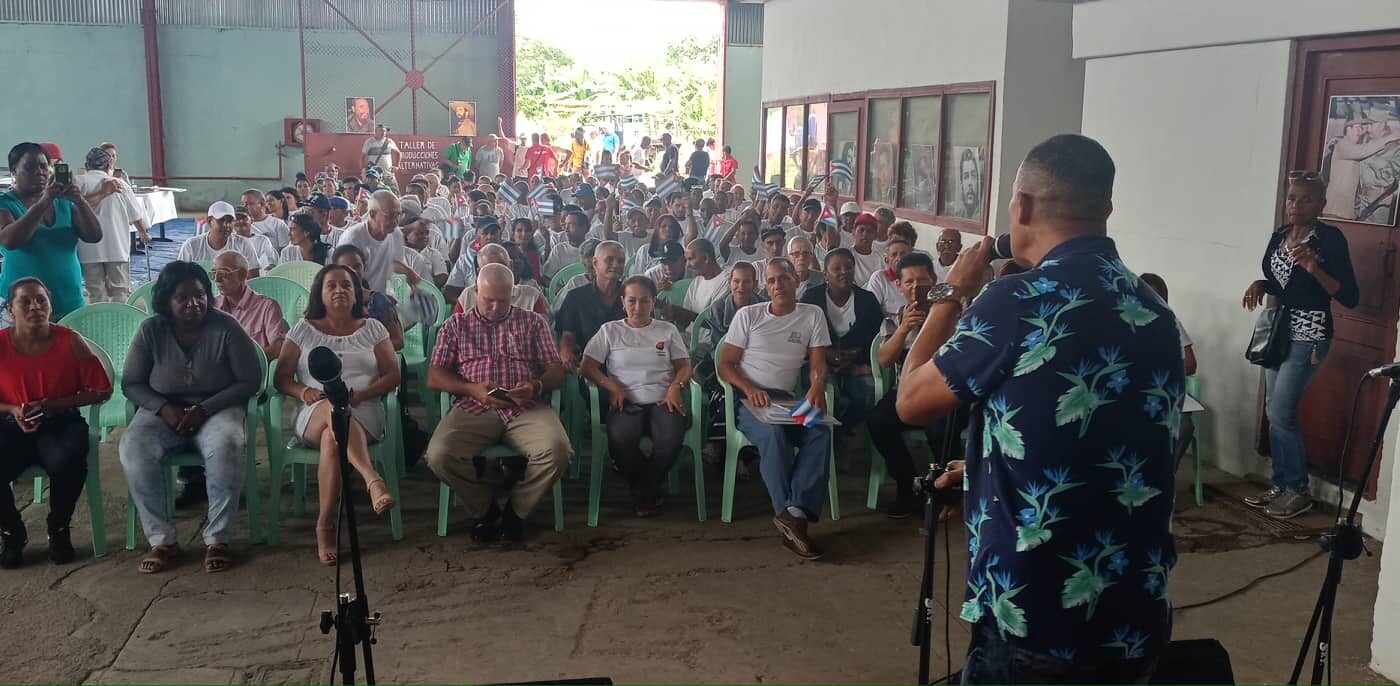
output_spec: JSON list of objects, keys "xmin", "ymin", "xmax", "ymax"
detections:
[{"xmin": 742, "ymin": 400, "xmax": 842, "ymax": 426}]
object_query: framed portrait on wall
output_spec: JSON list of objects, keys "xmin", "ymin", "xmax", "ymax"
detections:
[
  {"xmin": 448, "ymin": 100, "xmax": 477, "ymax": 137},
  {"xmin": 1319, "ymin": 95, "xmax": 1400, "ymax": 226},
  {"xmin": 345, "ymin": 96, "xmax": 375, "ymax": 134},
  {"xmin": 283, "ymin": 118, "xmax": 321, "ymax": 147},
  {"xmin": 942, "ymin": 145, "xmax": 985, "ymax": 221}
]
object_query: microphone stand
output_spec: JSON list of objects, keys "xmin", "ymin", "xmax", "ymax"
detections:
[
  {"xmin": 317, "ymin": 378, "xmax": 380, "ymax": 685},
  {"xmin": 1288, "ymin": 374, "xmax": 1393, "ymax": 685}
]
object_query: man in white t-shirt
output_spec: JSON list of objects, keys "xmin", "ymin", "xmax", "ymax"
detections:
[
  {"xmin": 718, "ymin": 257, "xmax": 832, "ymax": 560},
  {"xmin": 335, "ymin": 190, "xmax": 405, "ymax": 293},
  {"xmin": 177, "ymin": 201, "xmax": 264, "ymax": 277},
  {"xmin": 849, "ymin": 212, "xmax": 887, "ymax": 285},
  {"xmin": 361, "ymin": 125, "xmax": 400, "ymax": 175},
  {"xmin": 232, "ymin": 206, "xmax": 278, "ymax": 271},
  {"xmin": 866, "ymin": 236, "xmax": 914, "ymax": 321},
  {"xmin": 241, "ymin": 189, "xmax": 290, "ymax": 250},
  {"xmin": 932, "ymin": 228, "xmax": 962, "ymax": 282},
  {"xmin": 653, "ymin": 238, "xmax": 727, "ymax": 329},
  {"xmin": 75, "ymin": 146, "xmax": 148, "ymax": 303}
]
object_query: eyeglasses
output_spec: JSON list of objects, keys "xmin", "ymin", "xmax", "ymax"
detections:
[
  {"xmin": 1287, "ymin": 171, "xmax": 1323, "ymax": 181},
  {"xmin": 210, "ymin": 269, "xmax": 237, "ymax": 279}
]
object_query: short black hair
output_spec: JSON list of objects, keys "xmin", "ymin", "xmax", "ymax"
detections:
[
  {"xmin": 7, "ymin": 142, "xmax": 45, "ymax": 171},
  {"xmin": 823, "ymin": 247, "xmax": 855, "ymax": 269},
  {"xmin": 152, "ymin": 261, "xmax": 213, "ymax": 320},
  {"xmin": 1020, "ymin": 134, "xmax": 1116, "ymax": 222},
  {"xmin": 306, "ymin": 264, "xmax": 367, "ymax": 320},
  {"xmin": 564, "ymin": 210, "xmax": 589, "ymax": 229},
  {"xmin": 511, "ymin": 217, "xmax": 535, "ymax": 234},
  {"xmin": 331, "ymin": 244, "xmax": 366, "ymax": 265},
  {"xmin": 6, "ymin": 276, "xmax": 47, "ymax": 303},
  {"xmin": 1140, "ymin": 272, "xmax": 1168, "ymax": 302},
  {"xmin": 895, "ymin": 251, "xmax": 935, "ymax": 278}
]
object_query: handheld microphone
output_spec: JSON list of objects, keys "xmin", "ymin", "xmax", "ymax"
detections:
[
  {"xmin": 1367, "ymin": 363, "xmax": 1400, "ymax": 378},
  {"xmin": 989, "ymin": 233, "xmax": 1014, "ymax": 261},
  {"xmin": 308, "ymin": 345, "xmax": 351, "ymax": 407}
]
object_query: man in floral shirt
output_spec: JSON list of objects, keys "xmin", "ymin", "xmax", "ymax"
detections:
[{"xmin": 897, "ymin": 135, "xmax": 1182, "ymax": 683}]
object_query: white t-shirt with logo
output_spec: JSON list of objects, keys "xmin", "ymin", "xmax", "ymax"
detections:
[
  {"xmin": 582, "ymin": 319, "xmax": 689, "ymax": 405},
  {"xmin": 725, "ymin": 302, "xmax": 831, "ymax": 392},
  {"xmin": 251, "ymin": 216, "xmax": 290, "ymax": 250}
]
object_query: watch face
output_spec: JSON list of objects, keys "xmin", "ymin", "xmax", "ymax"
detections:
[{"xmin": 929, "ymin": 283, "xmax": 955, "ymax": 301}]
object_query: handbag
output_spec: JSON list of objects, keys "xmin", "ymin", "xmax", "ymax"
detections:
[{"xmin": 1246, "ymin": 304, "xmax": 1290, "ymax": 367}]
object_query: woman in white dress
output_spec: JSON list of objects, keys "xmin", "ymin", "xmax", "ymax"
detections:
[{"xmin": 274, "ymin": 263, "xmax": 400, "ymax": 564}]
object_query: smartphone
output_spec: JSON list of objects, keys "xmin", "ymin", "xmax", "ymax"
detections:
[
  {"xmin": 487, "ymin": 386, "xmax": 517, "ymax": 405},
  {"xmin": 914, "ymin": 284, "xmax": 934, "ymax": 310},
  {"xmin": 53, "ymin": 161, "xmax": 71, "ymax": 186},
  {"xmin": 22, "ymin": 403, "xmax": 45, "ymax": 423}
]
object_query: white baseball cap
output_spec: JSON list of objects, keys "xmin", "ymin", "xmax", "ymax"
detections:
[
  {"xmin": 839, "ymin": 201, "xmax": 861, "ymax": 216},
  {"xmin": 207, "ymin": 201, "xmax": 237, "ymax": 219}
]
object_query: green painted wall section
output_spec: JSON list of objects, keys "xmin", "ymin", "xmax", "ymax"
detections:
[
  {"xmin": 0, "ymin": 23, "xmax": 502, "ymax": 211},
  {"xmin": 723, "ymin": 45, "xmax": 762, "ymax": 174}
]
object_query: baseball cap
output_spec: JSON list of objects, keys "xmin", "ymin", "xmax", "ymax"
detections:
[
  {"xmin": 840, "ymin": 201, "xmax": 861, "ymax": 216},
  {"xmin": 657, "ymin": 240, "xmax": 686, "ymax": 262},
  {"xmin": 39, "ymin": 142, "xmax": 63, "ymax": 162},
  {"xmin": 364, "ymin": 168, "xmax": 381, "ymax": 179},
  {"xmin": 574, "ymin": 182, "xmax": 595, "ymax": 196},
  {"xmin": 207, "ymin": 201, "xmax": 237, "ymax": 219},
  {"xmin": 761, "ymin": 227, "xmax": 787, "ymax": 242},
  {"xmin": 233, "ymin": 205, "xmax": 250, "ymax": 218},
  {"xmin": 801, "ymin": 198, "xmax": 823, "ymax": 212},
  {"xmin": 328, "ymin": 196, "xmax": 351, "ymax": 210},
  {"xmin": 854, "ymin": 212, "xmax": 879, "ymax": 228},
  {"xmin": 298, "ymin": 193, "xmax": 333, "ymax": 210}
]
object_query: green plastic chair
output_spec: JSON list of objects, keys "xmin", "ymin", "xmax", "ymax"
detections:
[
  {"xmin": 59, "ymin": 303, "xmax": 150, "ymax": 442},
  {"xmin": 714, "ymin": 336, "xmax": 840, "ymax": 523},
  {"xmin": 123, "ymin": 346, "xmax": 269, "ymax": 549},
  {"xmin": 247, "ymin": 276, "xmax": 309, "ymax": 326},
  {"xmin": 193, "ymin": 259, "xmax": 214, "ymax": 272},
  {"xmin": 434, "ymin": 391, "xmax": 566, "ymax": 535},
  {"xmin": 388, "ymin": 275, "xmax": 439, "ymax": 418},
  {"xmin": 268, "ymin": 260, "xmax": 323, "ymax": 291},
  {"xmin": 409, "ymin": 280, "xmax": 449, "ymax": 425},
  {"xmin": 546, "ymin": 262, "xmax": 585, "ymax": 304},
  {"xmin": 584, "ymin": 379, "xmax": 707, "ymax": 526},
  {"xmin": 1186, "ymin": 375, "xmax": 1204, "ymax": 506},
  {"xmin": 264, "ymin": 364, "xmax": 406, "ymax": 545},
  {"xmin": 21, "ymin": 342, "xmax": 115, "ymax": 558},
  {"xmin": 688, "ymin": 309, "xmax": 713, "ymax": 358},
  {"xmin": 126, "ymin": 280, "xmax": 158, "ymax": 312},
  {"xmin": 657, "ymin": 278, "xmax": 692, "ymax": 308}
]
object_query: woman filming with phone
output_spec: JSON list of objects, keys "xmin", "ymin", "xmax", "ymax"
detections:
[
  {"xmin": 0, "ymin": 278, "xmax": 112, "ymax": 568},
  {"xmin": 0, "ymin": 142, "xmax": 104, "ymax": 321}
]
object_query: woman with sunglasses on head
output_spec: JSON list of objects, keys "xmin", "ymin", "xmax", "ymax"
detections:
[{"xmin": 1241, "ymin": 171, "xmax": 1359, "ymax": 519}]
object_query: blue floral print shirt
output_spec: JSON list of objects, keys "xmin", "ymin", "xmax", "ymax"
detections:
[{"xmin": 934, "ymin": 235, "xmax": 1182, "ymax": 660}]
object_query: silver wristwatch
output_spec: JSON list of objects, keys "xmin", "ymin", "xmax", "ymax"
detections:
[{"xmin": 926, "ymin": 282, "xmax": 968, "ymax": 309}]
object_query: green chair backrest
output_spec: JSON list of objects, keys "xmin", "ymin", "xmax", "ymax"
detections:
[
  {"xmin": 389, "ymin": 275, "xmax": 426, "ymax": 358},
  {"xmin": 268, "ymin": 261, "xmax": 322, "ymax": 291},
  {"xmin": 127, "ymin": 280, "xmax": 158, "ymax": 312},
  {"xmin": 418, "ymin": 279, "xmax": 449, "ymax": 328},
  {"xmin": 659, "ymin": 278, "xmax": 691, "ymax": 307},
  {"xmin": 547, "ymin": 262, "xmax": 586, "ymax": 302},
  {"xmin": 247, "ymin": 276, "xmax": 309, "ymax": 327},
  {"xmin": 59, "ymin": 303, "xmax": 150, "ymax": 380}
]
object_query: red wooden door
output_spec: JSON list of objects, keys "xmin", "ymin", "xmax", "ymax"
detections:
[{"xmin": 1285, "ymin": 33, "xmax": 1400, "ymax": 496}]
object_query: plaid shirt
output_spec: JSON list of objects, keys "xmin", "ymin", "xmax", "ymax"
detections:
[{"xmin": 430, "ymin": 306, "xmax": 561, "ymax": 421}]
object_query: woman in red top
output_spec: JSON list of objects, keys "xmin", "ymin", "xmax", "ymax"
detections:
[{"xmin": 0, "ymin": 277, "xmax": 112, "ymax": 568}]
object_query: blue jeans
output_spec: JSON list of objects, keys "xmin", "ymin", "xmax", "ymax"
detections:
[
  {"xmin": 832, "ymin": 369, "xmax": 876, "ymax": 426},
  {"xmin": 736, "ymin": 400, "xmax": 832, "ymax": 520},
  {"xmin": 1264, "ymin": 340, "xmax": 1330, "ymax": 493}
]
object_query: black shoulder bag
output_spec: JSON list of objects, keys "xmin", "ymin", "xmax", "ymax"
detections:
[{"xmin": 1246, "ymin": 304, "xmax": 1290, "ymax": 368}]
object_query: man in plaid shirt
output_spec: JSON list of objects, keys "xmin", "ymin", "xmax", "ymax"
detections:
[{"xmin": 426, "ymin": 263, "xmax": 571, "ymax": 542}]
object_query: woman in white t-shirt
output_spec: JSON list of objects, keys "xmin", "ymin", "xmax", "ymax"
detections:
[{"xmin": 580, "ymin": 276, "xmax": 693, "ymax": 517}]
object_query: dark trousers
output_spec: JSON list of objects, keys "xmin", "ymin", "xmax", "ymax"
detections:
[
  {"xmin": 606, "ymin": 402, "xmax": 688, "ymax": 501},
  {"xmin": 867, "ymin": 390, "xmax": 969, "ymax": 499},
  {"xmin": 0, "ymin": 413, "xmax": 89, "ymax": 532},
  {"xmin": 961, "ymin": 620, "xmax": 1164, "ymax": 684}
]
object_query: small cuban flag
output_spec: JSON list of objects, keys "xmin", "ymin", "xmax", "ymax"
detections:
[
  {"xmin": 536, "ymin": 197, "xmax": 557, "ymax": 218},
  {"xmin": 789, "ymin": 397, "xmax": 825, "ymax": 428},
  {"xmin": 594, "ymin": 163, "xmax": 618, "ymax": 181},
  {"xmin": 751, "ymin": 169, "xmax": 776, "ymax": 199},
  {"xmin": 619, "ymin": 174, "xmax": 638, "ymax": 190},
  {"xmin": 829, "ymin": 160, "xmax": 854, "ymax": 184},
  {"xmin": 497, "ymin": 182, "xmax": 521, "ymax": 205},
  {"xmin": 819, "ymin": 203, "xmax": 838, "ymax": 228},
  {"xmin": 655, "ymin": 174, "xmax": 680, "ymax": 199},
  {"xmin": 528, "ymin": 183, "xmax": 551, "ymax": 202},
  {"xmin": 621, "ymin": 198, "xmax": 641, "ymax": 213}
]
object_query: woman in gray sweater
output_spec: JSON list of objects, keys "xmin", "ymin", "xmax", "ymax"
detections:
[{"xmin": 119, "ymin": 261, "xmax": 262, "ymax": 574}]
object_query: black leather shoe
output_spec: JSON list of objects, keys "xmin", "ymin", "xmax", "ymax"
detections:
[
  {"xmin": 0, "ymin": 527, "xmax": 28, "ymax": 569},
  {"xmin": 469, "ymin": 504, "xmax": 502, "ymax": 544},
  {"xmin": 48, "ymin": 526, "xmax": 75, "ymax": 565},
  {"xmin": 886, "ymin": 494, "xmax": 920, "ymax": 520},
  {"xmin": 499, "ymin": 507, "xmax": 524, "ymax": 542}
]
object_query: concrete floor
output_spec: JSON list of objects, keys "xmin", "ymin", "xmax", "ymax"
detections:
[{"xmin": 0, "ymin": 431, "xmax": 1390, "ymax": 685}]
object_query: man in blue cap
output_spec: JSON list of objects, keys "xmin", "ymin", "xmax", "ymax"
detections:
[{"xmin": 326, "ymin": 195, "xmax": 352, "ymax": 243}]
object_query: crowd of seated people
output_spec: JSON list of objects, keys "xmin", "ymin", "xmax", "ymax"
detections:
[{"xmin": 0, "ymin": 142, "xmax": 1019, "ymax": 568}]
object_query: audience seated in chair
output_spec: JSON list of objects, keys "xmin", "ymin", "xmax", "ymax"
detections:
[
  {"xmin": 455, "ymin": 243, "xmax": 547, "ymax": 316},
  {"xmin": 717, "ymin": 258, "xmax": 832, "ymax": 560},
  {"xmin": 273, "ymin": 264, "xmax": 399, "ymax": 565},
  {"xmin": 281, "ymin": 213, "xmax": 332, "ymax": 265},
  {"xmin": 332, "ymin": 245, "xmax": 405, "ymax": 352},
  {"xmin": 800, "ymin": 248, "xmax": 883, "ymax": 430},
  {"xmin": 703, "ymin": 260, "xmax": 765, "ymax": 343},
  {"xmin": 556, "ymin": 240, "xmax": 626, "ymax": 370},
  {"xmin": 212, "ymin": 252, "xmax": 288, "ymax": 360},
  {"xmin": 118, "ymin": 261, "xmax": 262, "ymax": 574},
  {"xmin": 425, "ymin": 263, "xmax": 571, "ymax": 542},
  {"xmin": 579, "ymin": 276, "xmax": 693, "ymax": 517},
  {"xmin": 654, "ymin": 238, "xmax": 729, "ymax": 330},
  {"xmin": 866, "ymin": 237, "xmax": 914, "ymax": 321},
  {"xmin": 0, "ymin": 278, "xmax": 112, "ymax": 568}
]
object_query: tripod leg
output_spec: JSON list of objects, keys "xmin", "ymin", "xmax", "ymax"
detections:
[
  {"xmin": 1290, "ymin": 570, "xmax": 1328, "ymax": 684},
  {"xmin": 1310, "ymin": 557, "xmax": 1343, "ymax": 685}
]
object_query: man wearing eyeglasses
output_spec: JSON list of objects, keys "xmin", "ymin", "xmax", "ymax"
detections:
[
  {"xmin": 335, "ymin": 189, "xmax": 404, "ymax": 292},
  {"xmin": 933, "ymin": 228, "xmax": 962, "ymax": 283}
]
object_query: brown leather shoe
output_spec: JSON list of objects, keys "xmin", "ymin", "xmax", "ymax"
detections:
[{"xmin": 773, "ymin": 512, "xmax": 823, "ymax": 560}]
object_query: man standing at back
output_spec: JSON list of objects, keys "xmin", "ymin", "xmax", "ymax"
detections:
[
  {"xmin": 75, "ymin": 146, "xmax": 147, "ymax": 303},
  {"xmin": 362, "ymin": 124, "xmax": 400, "ymax": 179},
  {"xmin": 897, "ymin": 134, "xmax": 1181, "ymax": 683},
  {"xmin": 685, "ymin": 139, "xmax": 710, "ymax": 184},
  {"xmin": 336, "ymin": 190, "xmax": 405, "ymax": 293}
]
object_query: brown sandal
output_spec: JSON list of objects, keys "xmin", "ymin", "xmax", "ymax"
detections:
[
  {"xmin": 138, "ymin": 544, "xmax": 178, "ymax": 574},
  {"xmin": 316, "ymin": 526, "xmax": 338, "ymax": 566},
  {"xmin": 203, "ymin": 543, "xmax": 232, "ymax": 574},
  {"xmin": 367, "ymin": 479, "xmax": 395, "ymax": 515}
]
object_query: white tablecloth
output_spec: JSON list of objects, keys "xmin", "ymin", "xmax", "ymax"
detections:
[{"xmin": 133, "ymin": 188, "xmax": 179, "ymax": 226}]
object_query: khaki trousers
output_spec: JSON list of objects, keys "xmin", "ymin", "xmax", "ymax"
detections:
[
  {"xmin": 81, "ymin": 261, "xmax": 131, "ymax": 303},
  {"xmin": 426, "ymin": 405, "xmax": 571, "ymax": 519}
]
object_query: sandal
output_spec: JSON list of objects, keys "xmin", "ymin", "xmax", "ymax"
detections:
[
  {"xmin": 316, "ymin": 526, "xmax": 338, "ymax": 566},
  {"xmin": 367, "ymin": 478, "xmax": 395, "ymax": 515},
  {"xmin": 203, "ymin": 543, "xmax": 232, "ymax": 574},
  {"xmin": 138, "ymin": 544, "xmax": 178, "ymax": 574}
]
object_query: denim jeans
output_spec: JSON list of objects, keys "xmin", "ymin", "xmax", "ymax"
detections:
[
  {"xmin": 736, "ymin": 399, "xmax": 832, "ymax": 520},
  {"xmin": 1264, "ymin": 340, "xmax": 1330, "ymax": 493},
  {"xmin": 119, "ymin": 407, "xmax": 247, "ymax": 547},
  {"xmin": 605, "ymin": 402, "xmax": 688, "ymax": 501},
  {"xmin": 832, "ymin": 369, "xmax": 876, "ymax": 426},
  {"xmin": 961, "ymin": 620, "xmax": 1164, "ymax": 684}
]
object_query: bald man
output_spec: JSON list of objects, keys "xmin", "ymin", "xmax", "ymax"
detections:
[
  {"xmin": 336, "ymin": 189, "xmax": 405, "ymax": 292},
  {"xmin": 455, "ymin": 244, "xmax": 546, "ymax": 315},
  {"xmin": 426, "ymin": 263, "xmax": 571, "ymax": 542}
]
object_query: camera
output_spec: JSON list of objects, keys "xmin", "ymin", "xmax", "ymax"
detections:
[
  {"xmin": 53, "ymin": 161, "xmax": 71, "ymax": 186},
  {"xmin": 913, "ymin": 462, "xmax": 960, "ymax": 507}
]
